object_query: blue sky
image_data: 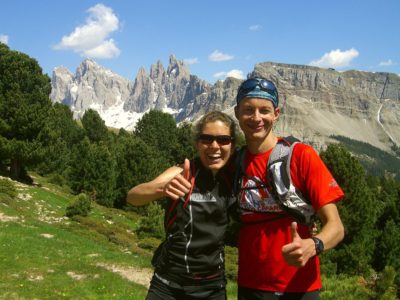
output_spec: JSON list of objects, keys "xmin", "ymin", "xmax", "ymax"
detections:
[{"xmin": 1, "ymin": 0, "xmax": 399, "ymax": 83}]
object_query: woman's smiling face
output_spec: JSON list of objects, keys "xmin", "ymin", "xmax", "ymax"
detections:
[{"xmin": 195, "ymin": 120, "xmax": 233, "ymax": 175}]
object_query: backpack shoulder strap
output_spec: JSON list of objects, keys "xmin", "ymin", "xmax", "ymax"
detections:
[
  {"xmin": 267, "ymin": 136, "xmax": 300, "ymax": 187},
  {"xmin": 233, "ymin": 146, "xmax": 246, "ymax": 196},
  {"xmin": 267, "ymin": 136, "xmax": 316, "ymax": 225}
]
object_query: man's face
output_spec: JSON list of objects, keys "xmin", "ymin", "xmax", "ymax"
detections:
[{"xmin": 235, "ymin": 97, "xmax": 280, "ymax": 142}]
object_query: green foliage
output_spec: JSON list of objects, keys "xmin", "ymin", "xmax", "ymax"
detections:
[
  {"xmin": 320, "ymin": 274, "xmax": 373, "ymax": 300},
  {"xmin": 113, "ymin": 133, "xmax": 169, "ymax": 208},
  {"xmin": 331, "ymin": 135, "xmax": 400, "ymax": 180},
  {"xmin": 174, "ymin": 121, "xmax": 196, "ymax": 162},
  {"xmin": 374, "ymin": 219, "xmax": 400, "ymax": 287},
  {"xmin": 135, "ymin": 110, "xmax": 181, "ymax": 164},
  {"xmin": 81, "ymin": 109, "xmax": 109, "ymax": 143},
  {"xmin": 224, "ymin": 246, "xmax": 238, "ymax": 281},
  {"xmin": 0, "ymin": 43, "xmax": 52, "ymax": 180},
  {"xmin": 66, "ymin": 193, "xmax": 92, "ymax": 217},
  {"xmin": 234, "ymin": 132, "xmax": 246, "ymax": 148},
  {"xmin": 67, "ymin": 138, "xmax": 117, "ymax": 207},
  {"xmin": 375, "ymin": 266, "xmax": 398, "ymax": 300},
  {"xmin": 138, "ymin": 237, "xmax": 161, "ymax": 251},
  {"xmin": 35, "ymin": 103, "xmax": 84, "ymax": 176},
  {"xmin": 0, "ymin": 177, "xmax": 17, "ymax": 204},
  {"xmin": 136, "ymin": 202, "xmax": 165, "ymax": 239},
  {"xmin": 47, "ymin": 173, "xmax": 67, "ymax": 187},
  {"xmin": 320, "ymin": 143, "xmax": 379, "ymax": 275}
]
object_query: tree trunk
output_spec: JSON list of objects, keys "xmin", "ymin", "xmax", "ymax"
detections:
[{"xmin": 10, "ymin": 158, "xmax": 22, "ymax": 180}]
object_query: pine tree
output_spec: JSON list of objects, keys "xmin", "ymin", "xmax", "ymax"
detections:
[
  {"xmin": 113, "ymin": 132, "xmax": 169, "ymax": 208},
  {"xmin": 68, "ymin": 138, "xmax": 117, "ymax": 207},
  {"xmin": 134, "ymin": 110, "xmax": 180, "ymax": 164},
  {"xmin": 373, "ymin": 177, "xmax": 400, "ymax": 291},
  {"xmin": 81, "ymin": 109, "xmax": 109, "ymax": 144},
  {"xmin": 173, "ymin": 121, "xmax": 196, "ymax": 162},
  {"xmin": 320, "ymin": 143, "xmax": 379, "ymax": 275},
  {"xmin": 36, "ymin": 103, "xmax": 84, "ymax": 176},
  {"xmin": 0, "ymin": 43, "xmax": 52, "ymax": 180}
]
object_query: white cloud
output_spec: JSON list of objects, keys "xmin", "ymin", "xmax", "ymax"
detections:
[
  {"xmin": 208, "ymin": 50, "xmax": 234, "ymax": 62},
  {"xmin": 213, "ymin": 69, "xmax": 245, "ymax": 80},
  {"xmin": 249, "ymin": 25, "xmax": 261, "ymax": 31},
  {"xmin": 310, "ymin": 48, "xmax": 359, "ymax": 68},
  {"xmin": 183, "ymin": 57, "xmax": 199, "ymax": 65},
  {"xmin": 54, "ymin": 4, "xmax": 120, "ymax": 59},
  {"xmin": 0, "ymin": 34, "xmax": 9, "ymax": 44},
  {"xmin": 379, "ymin": 59, "xmax": 394, "ymax": 66},
  {"xmin": 83, "ymin": 39, "xmax": 120, "ymax": 59}
]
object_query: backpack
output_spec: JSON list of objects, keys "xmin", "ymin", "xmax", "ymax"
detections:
[{"xmin": 233, "ymin": 136, "xmax": 316, "ymax": 225}]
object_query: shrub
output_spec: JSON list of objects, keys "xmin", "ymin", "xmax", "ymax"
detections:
[
  {"xmin": 138, "ymin": 237, "xmax": 161, "ymax": 251},
  {"xmin": 66, "ymin": 193, "xmax": 91, "ymax": 217},
  {"xmin": 0, "ymin": 177, "xmax": 17, "ymax": 204},
  {"xmin": 135, "ymin": 202, "xmax": 164, "ymax": 239},
  {"xmin": 320, "ymin": 274, "xmax": 373, "ymax": 300},
  {"xmin": 48, "ymin": 173, "xmax": 66, "ymax": 187}
]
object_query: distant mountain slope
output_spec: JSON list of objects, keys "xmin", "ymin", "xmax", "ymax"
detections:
[{"xmin": 50, "ymin": 56, "xmax": 400, "ymax": 153}]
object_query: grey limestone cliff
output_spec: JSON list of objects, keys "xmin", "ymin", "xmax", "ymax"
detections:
[
  {"xmin": 250, "ymin": 62, "xmax": 400, "ymax": 151},
  {"xmin": 50, "ymin": 57, "xmax": 400, "ymax": 153}
]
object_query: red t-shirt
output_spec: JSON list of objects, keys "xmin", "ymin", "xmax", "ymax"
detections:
[{"xmin": 237, "ymin": 141, "xmax": 344, "ymax": 292}]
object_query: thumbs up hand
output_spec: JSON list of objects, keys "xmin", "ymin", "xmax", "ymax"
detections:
[
  {"xmin": 181, "ymin": 158, "xmax": 190, "ymax": 180},
  {"xmin": 281, "ymin": 222, "xmax": 315, "ymax": 267},
  {"xmin": 163, "ymin": 158, "xmax": 192, "ymax": 201}
]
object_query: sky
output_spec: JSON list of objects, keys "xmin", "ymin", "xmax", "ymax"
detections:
[{"xmin": 1, "ymin": 0, "xmax": 399, "ymax": 84}]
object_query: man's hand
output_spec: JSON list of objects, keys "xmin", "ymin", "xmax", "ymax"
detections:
[
  {"xmin": 163, "ymin": 158, "xmax": 191, "ymax": 200},
  {"xmin": 281, "ymin": 222, "xmax": 315, "ymax": 267}
]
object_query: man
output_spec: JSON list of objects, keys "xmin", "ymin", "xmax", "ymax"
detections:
[{"xmin": 234, "ymin": 77, "xmax": 344, "ymax": 300}]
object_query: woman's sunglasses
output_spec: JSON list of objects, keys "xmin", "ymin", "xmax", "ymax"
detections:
[{"xmin": 198, "ymin": 134, "xmax": 233, "ymax": 145}]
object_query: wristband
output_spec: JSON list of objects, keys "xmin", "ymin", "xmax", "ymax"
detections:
[{"xmin": 311, "ymin": 237, "xmax": 324, "ymax": 256}]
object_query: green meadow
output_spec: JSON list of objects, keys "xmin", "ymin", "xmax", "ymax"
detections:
[
  {"xmin": 0, "ymin": 175, "xmax": 152, "ymax": 299},
  {"xmin": 1, "ymin": 174, "xmax": 397, "ymax": 299}
]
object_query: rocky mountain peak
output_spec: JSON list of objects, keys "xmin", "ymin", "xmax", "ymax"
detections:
[
  {"xmin": 150, "ymin": 60, "xmax": 165, "ymax": 83},
  {"xmin": 167, "ymin": 54, "xmax": 189, "ymax": 79},
  {"xmin": 51, "ymin": 57, "xmax": 131, "ymax": 120},
  {"xmin": 50, "ymin": 56, "xmax": 400, "ymax": 153}
]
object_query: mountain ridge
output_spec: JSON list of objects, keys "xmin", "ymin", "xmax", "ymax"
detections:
[{"xmin": 50, "ymin": 56, "xmax": 400, "ymax": 152}]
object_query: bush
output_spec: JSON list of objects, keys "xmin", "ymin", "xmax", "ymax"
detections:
[
  {"xmin": 47, "ymin": 173, "xmax": 66, "ymax": 187},
  {"xmin": 135, "ymin": 202, "xmax": 165, "ymax": 239},
  {"xmin": 138, "ymin": 237, "xmax": 162, "ymax": 251},
  {"xmin": 66, "ymin": 193, "xmax": 91, "ymax": 217},
  {"xmin": 0, "ymin": 177, "xmax": 17, "ymax": 204},
  {"xmin": 320, "ymin": 274, "xmax": 373, "ymax": 300}
]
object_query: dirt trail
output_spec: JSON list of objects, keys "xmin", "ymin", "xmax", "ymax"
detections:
[{"xmin": 96, "ymin": 263, "xmax": 153, "ymax": 288}]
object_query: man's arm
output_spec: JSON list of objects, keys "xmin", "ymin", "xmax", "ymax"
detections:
[
  {"xmin": 282, "ymin": 203, "xmax": 344, "ymax": 267},
  {"xmin": 126, "ymin": 159, "xmax": 191, "ymax": 206}
]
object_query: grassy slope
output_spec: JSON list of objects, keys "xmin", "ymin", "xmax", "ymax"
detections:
[
  {"xmin": 1, "ymin": 174, "xmax": 378, "ymax": 299},
  {"xmin": 0, "ymin": 176, "xmax": 150, "ymax": 299},
  {"xmin": 0, "ymin": 175, "xmax": 239, "ymax": 299}
]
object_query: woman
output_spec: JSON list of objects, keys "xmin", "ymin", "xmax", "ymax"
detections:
[{"xmin": 127, "ymin": 111, "xmax": 237, "ymax": 300}]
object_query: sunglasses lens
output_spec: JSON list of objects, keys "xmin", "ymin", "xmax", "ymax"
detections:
[
  {"xmin": 199, "ymin": 135, "xmax": 213, "ymax": 144},
  {"xmin": 239, "ymin": 79, "xmax": 258, "ymax": 93},
  {"xmin": 198, "ymin": 134, "xmax": 232, "ymax": 145},
  {"xmin": 216, "ymin": 136, "xmax": 232, "ymax": 145},
  {"xmin": 259, "ymin": 79, "xmax": 276, "ymax": 91}
]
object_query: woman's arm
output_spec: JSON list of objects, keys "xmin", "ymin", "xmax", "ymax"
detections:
[{"xmin": 126, "ymin": 159, "xmax": 191, "ymax": 206}]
